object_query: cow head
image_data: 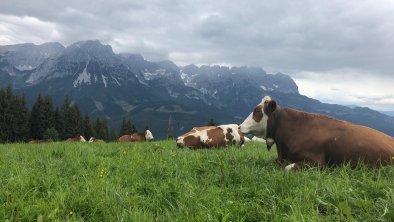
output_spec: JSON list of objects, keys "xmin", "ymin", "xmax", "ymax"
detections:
[
  {"xmin": 239, "ymin": 96, "xmax": 272, "ymax": 138},
  {"xmin": 80, "ymin": 135, "xmax": 86, "ymax": 142},
  {"xmin": 145, "ymin": 130, "xmax": 154, "ymax": 141}
]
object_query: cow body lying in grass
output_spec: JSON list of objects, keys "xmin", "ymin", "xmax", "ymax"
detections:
[
  {"xmin": 65, "ymin": 136, "xmax": 86, "ymax": 142},
  {"xmin": 239, "ymin": 96, "xmax": 394, "ymax": 170},
  {"xmin": 118, "ymin": 130, "xmax": 154, "ymax": 142},
  {"xmin": 28, "ymin": 139, "xmax": 52, "ymax": 144},
  {"xmin": 88, "ymin": 137, "xmax": 106, "ymax": 143},
  {"xmin": 177, "ymin": 124, "xmax": 245, "ymax": 149}
]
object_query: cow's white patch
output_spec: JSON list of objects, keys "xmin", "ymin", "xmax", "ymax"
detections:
[
  {"xmin": 176, "ymin": 136, "xmax": 184, "ymax": 144},
  {"xmin": 197, "ymin": 130, "xmax": 210, "ymax": 143},
  {"xmin": 252, "ymin": 136, "xmax": 266, "ymax": 142},
  {"xmin": 285, "ymin": 163, "xmax": 296, "ymax": 171},
  {"xmin": 239, "ymin": 96, "xmax": 271, "ymax": 138},
  {"xmin": 218, "ymin": 124, "xmax": 241, "ymax": 145},
  {"xmin": 80, "ymin": 136, "xmax": 87, "ymax": 142},
  {"xmin": 145, "ymin": 130, "xmax": 154, "ymax": 141},
  {"xmin": 266, "ymin": 138, "xmax": 275, "ymax": 147}
]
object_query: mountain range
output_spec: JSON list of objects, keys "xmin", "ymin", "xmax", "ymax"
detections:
[{"xmin": 1, "ymin": 40, "xmax": 394, "ymax": 139}]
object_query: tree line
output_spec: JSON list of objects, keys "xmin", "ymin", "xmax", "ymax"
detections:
[{"xmin": 0, "ymin": 86, "xmax": 138, "ymax": 143}]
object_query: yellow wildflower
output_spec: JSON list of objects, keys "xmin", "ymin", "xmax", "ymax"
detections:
[{"xmin": 100, "ymin": 168, "xmax": 106, "ymax": 177}]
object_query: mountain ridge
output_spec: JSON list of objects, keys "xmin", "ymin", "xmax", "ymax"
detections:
[{"xmin": 1, "ymin": 40, "xmax": 393, "ymax": 139}]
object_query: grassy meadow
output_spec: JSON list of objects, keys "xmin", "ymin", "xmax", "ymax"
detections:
[{"xmin": 0, "ymin": 140, "xmax": 393, "ymax": 221}]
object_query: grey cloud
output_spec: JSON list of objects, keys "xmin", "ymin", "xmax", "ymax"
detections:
[{"xmin": 1, "ymin": 0, "xmax": 394, "ymax": 76}]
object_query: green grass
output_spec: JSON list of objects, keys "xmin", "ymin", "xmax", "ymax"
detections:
[{"xmin": 0, "ymin": 141, "xmax": 393, "ymax": 221}]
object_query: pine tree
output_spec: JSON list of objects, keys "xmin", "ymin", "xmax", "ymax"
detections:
[
  {"xmin": 53, "ymin": 107, "xmax": 64, "ymax": 137},
  {"xmin": 101, "ymin": 118, "xmax": 109, "ymax": 140},
  {"xmin": 69, "ymin": 104, "xmax": 83, "ymax": 136},
  {"xmin": 119, "ymin": 118, "xmax": 128, "ymax": 136},
  {"xmin": 108, "ymin": 128, "xmax": 117, "ymax": 141},
  {"xmin": 82, "ymin": 114, "xmax": 94, "ymax": 140},
  {"xmin": 42, "ymin": 96, "xmax": 55, "ymax": 131},
  {"xmin": 30, "ymin": 94, "xmax": 45, "ymax": 139},
  {"xmin": 61, "ymin": 96, "xmax": 79, "ymax": 139},
  {"xmin": 0, "ymin": 87, "xmax": 29, "ymax": 142},
  {"xmin": 12, "ymin": 95, "xmax": 29, "ymax": 141},
  {"xmin": 119, "ymin": 118, "xmax": 137, "ymax": 136},
  {"xmin": 0, "ymin": 87, "xmax": 6, "ymax": 142},
  {"xmin": 43, "ymin": 127, "xmax": 59, "ymax": 141},
  {"xmin": 3, "ymin": 86, "xmax": 14, "ymax": 141},
  {"xmin": 94, "ymin": 118, "xmax": 103, "ymax": 139}
]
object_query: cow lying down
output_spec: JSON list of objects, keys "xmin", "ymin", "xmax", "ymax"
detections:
[
  {"xmin": 239, "ymin": 96, "xmax": 394, "ymax": 170},
  {"xmin": 177, "ymin": 124, "xmax": 245, "ymax": 149},
  {"xmin": 118, "ymin": 130, "xmax": 154, "ymax": 142}
]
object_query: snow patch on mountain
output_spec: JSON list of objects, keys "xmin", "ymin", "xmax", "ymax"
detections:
[
  {"xmin": 73, "ymin": 61, "xmax": 91, "ymax": 87},
  {"xmin": 111, "ymin": 75, "xmax": 122, "ymax": 86},
  {"xmin": 143, "ymin": 69, "xmax": 166, "ymax": 80},
  {"xmin": 102, "ymin": 75, "xmax": 108, "ymax": 88},
  {"xmin": 113, "ymin": 99, "xmax": 136, "ymax": 112},
  {"xmin": 16, "ymin": 65, "xmax": 34, "ymax": 71},
  {"xmin": 166, "ymin": 87, "xmax": 179, "ymax": 98},
  {"xmin": 94, "ymin": 100, "xmax": 104, "ymax": 111}
]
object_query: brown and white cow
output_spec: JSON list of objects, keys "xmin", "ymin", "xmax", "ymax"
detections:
[
  {"xmin": 65, "ymin": 136, "xmax": 86, "ymax": 142},
  {"xmin": 239, "ymin": 96, "xmax": 394, "ymax": 170},
  {"xmin": 177, "ymin": 124, "xmax": 245, "ymax": 149},
  {"xmin": 118, "ymin": 130, "xmax": 154, "ymax": 142},
  {"xmin": 88, "ymin": 137, "xmax": 106, "ymax": 143}
]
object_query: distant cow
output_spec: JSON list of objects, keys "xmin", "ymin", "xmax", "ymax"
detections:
[
  {"xmin": 88, "ymin": 137, "xmax": 105, "ymax": 143},
  {"xmin": 177, "ymin": 124, "xmax": 245, "ymax": 149},
  {"xmin": 65, "ymin": 136, "xmax": 86, "ymax": 142},
  {"xmin": 239, "ymin": 96, "xmax": 394, "ymax": 170},
  {"xmin": 28, "ymin": 139, "xmax": 52, "ymax": 144},
  {"xmin": 118, "ymin": 130, "xmax": 154, "ymax": 142}
]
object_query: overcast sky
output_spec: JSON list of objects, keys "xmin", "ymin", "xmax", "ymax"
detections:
[{"xmin": 1, "ymin": 0, "xmax": 394, "ymax": 110}]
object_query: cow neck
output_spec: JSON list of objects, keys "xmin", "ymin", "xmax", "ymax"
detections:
[{"xmin": 271, "ymin": 107, "xmax": 285, "ymax": 139}]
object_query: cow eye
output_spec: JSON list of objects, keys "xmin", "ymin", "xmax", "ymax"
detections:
[{"xmin": 254, "ymin": 107, "xmax": 259, "ymax": 112}]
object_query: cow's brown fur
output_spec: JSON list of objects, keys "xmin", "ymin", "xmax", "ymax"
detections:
[
  {"xmin": 225, "ymin": 128, "xmax": 234, "ymax": 142},
  {"xmin": 183, "ymin": 135, "xmax": 203, "ymax": 148},
  {"xmin": 206, "ymin": 128, "xmax": 226, "ymax": 147},
  {"xmin": 265, "ymin": 101, "xmax": 394, "ymax": 169},
  {"xmin": 65, "ymin": 137, "xmax": 82, "ymax": 142},
  {"xmin": 130, "ymin": 133, "xmax": 145, "ymax": 142},
  {"xmin": 118, "ymin": 135, "xmax": 132, "ymax": 142}
]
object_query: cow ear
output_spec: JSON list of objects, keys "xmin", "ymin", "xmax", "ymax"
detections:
[{"xmin": 266, "ymin": 100, "xmax": 277, "ymax": 114}]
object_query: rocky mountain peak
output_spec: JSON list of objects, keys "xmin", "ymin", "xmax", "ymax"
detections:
[
  {"xmin": 0, "ymin": 42, "xmax": 65, "ymax": 71},
  {"xmin": 63, "ymin": 40, "xmax": 116, "ymax": 63}
]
